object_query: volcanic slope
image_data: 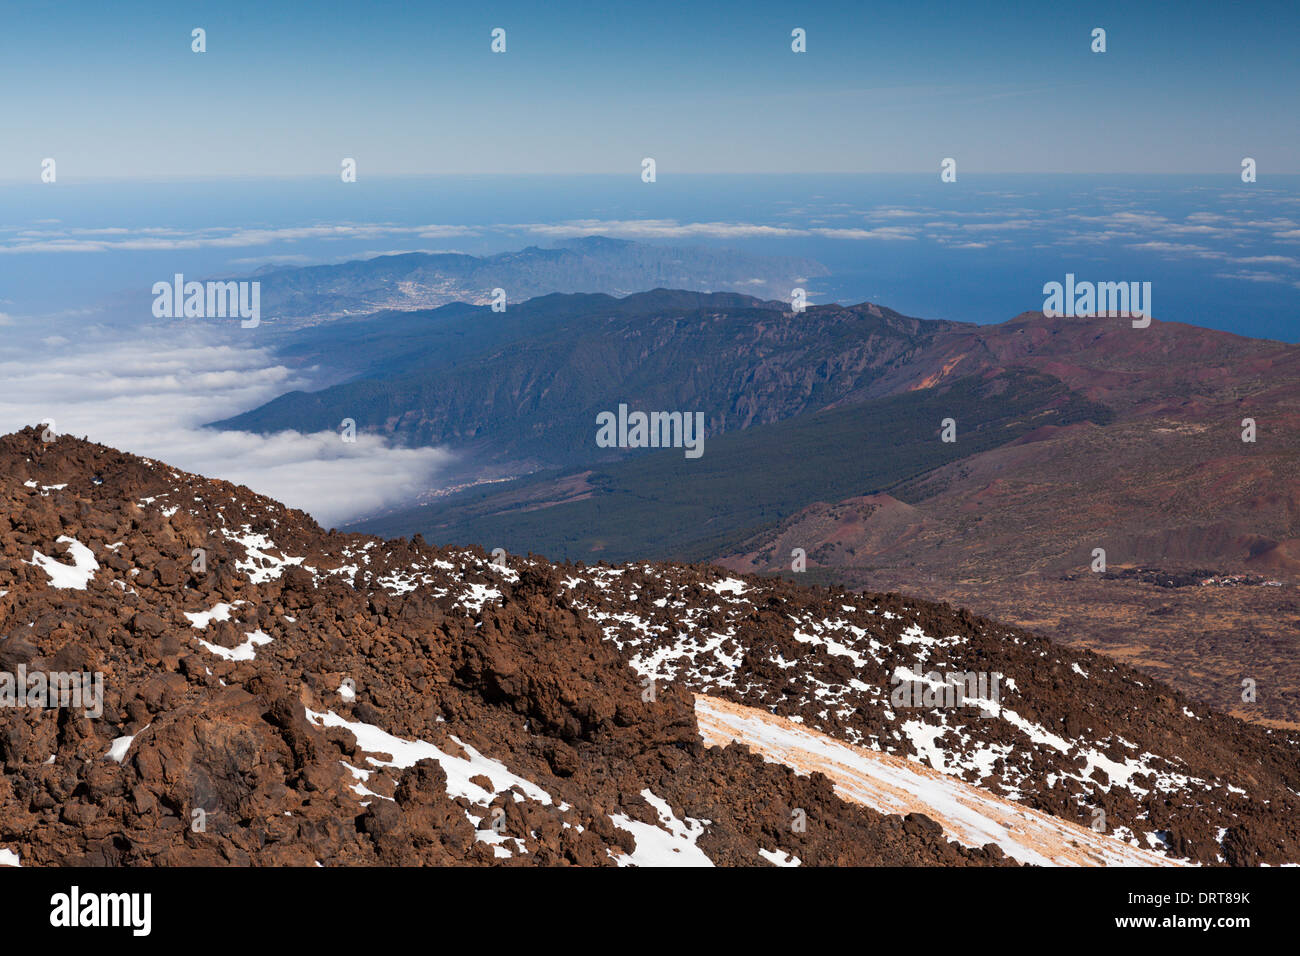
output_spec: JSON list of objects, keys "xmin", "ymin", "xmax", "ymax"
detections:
[{"xmin": 0, "ymin": 428, "xmax": 1297, "ymax": 866}]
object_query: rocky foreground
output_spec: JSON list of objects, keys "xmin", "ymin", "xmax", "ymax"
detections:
[{"xmin": 1, "ymin": 427, "xmax": 1298, "ymax": 866}]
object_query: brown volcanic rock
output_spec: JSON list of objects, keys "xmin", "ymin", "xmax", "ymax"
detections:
[
  {"xmin": 565, "ymin": 561, "xmax": 1300, "ymax": 866},
  {"xmin": 0, "ymin": 427, "xmax": 1010, "ymax": 868},
  {"xmin": 4, "ymin": 425, "xmax": 1298, "ymax": 867}
]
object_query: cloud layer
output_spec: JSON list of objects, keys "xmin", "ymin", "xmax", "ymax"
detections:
[
  {"xmin": 4, "ymin": 191, "xmax": 1297, "ymax": 294},
  {"xmin": 0, "ymin": 325, "xmax": 453, "ymax": 527}
]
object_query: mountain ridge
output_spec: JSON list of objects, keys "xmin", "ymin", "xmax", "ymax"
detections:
[
  {"xmin": 287, "ymin": 292, "xmax": 1300, "ymax": 727},
  {"xmin": 213, "ymin": 292, "xmax": 961, "ymax": 472}
]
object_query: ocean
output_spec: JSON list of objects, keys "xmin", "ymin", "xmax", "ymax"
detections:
[{"xmin": 2, "ymin": 173, "xmax": 1297, "ymax": 340}]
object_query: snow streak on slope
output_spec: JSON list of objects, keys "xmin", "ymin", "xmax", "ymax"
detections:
[
  {"xmin": 609, "ymin": 789, "xmax": 714, "ymax": 867},
  {"xmin": 695, "ymin": 695, "xmax": 1178, "ymax": 868},
  {"xmin": 306, "ymin": 709, "xmax": 553, "ymax": 805},
  {"xmin": 306, "ymin": 709, "xmax": 554, "ymax": 858}
]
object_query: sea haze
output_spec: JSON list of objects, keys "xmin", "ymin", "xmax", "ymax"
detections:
[{"xmin": 2, "ymin": 173, "xmax": 1298, "ymax": 337}]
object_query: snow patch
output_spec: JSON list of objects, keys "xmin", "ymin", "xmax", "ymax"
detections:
[
  {"xmin": 195, "ymin": 629, "xmax": 272, "ymax": 662},
  {"xmin": 29, "ymin": 536, "xmax": 98, "ymax": 589},
  {"xmin": 184, "ymin": 601, "xmax": 242, "ymax": 629},
  {"xmin": 609, "ymin": 789, "xmax": 713, "ymax": 867}
]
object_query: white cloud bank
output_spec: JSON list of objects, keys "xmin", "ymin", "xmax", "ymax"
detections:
[{"xmin": 0, "ymin": 324, "xmax": 453, "ymax": 527}]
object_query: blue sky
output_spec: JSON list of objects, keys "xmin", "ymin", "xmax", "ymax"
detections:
[{"xmin": 4, "ymin": 0, "xmax": 1298, "ymax": 179}]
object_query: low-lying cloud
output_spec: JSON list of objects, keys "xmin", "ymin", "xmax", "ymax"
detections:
[{"xmin": 0, "ymin": 324, "xmax": 453, "ymax": 526}]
